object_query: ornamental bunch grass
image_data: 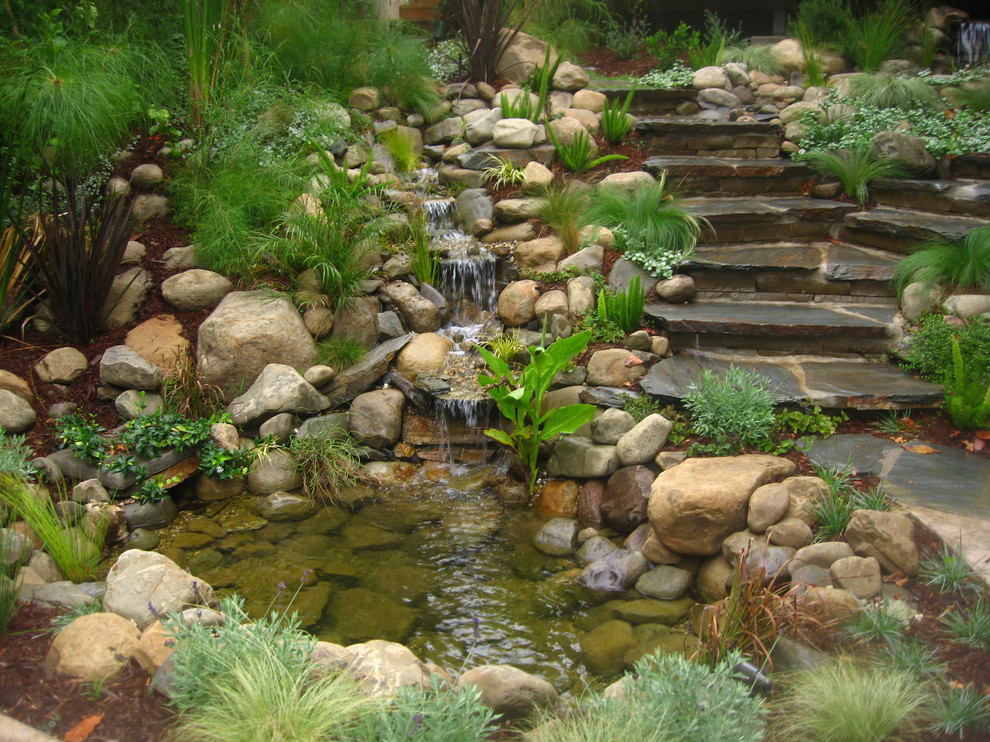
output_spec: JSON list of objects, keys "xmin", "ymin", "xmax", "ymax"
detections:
[
  {"xmin": 844, "ymin": 73, "xmax": 940, "ymax": 110},
  {"xmin": 892, "ymin": 225, "xmax": 990, "ymax": 297},
  {"xmin": 288, "ymin": 429, "xmax": 367, "ymax": 502},
  {"xmin": 799, "ymin": 144, "xmax": 909, "ymax": 209},
  {"xmin": 600, "ymin": 84, "xmax": 636, "ymax": 145},
  {"xmin": 840, "ymin": 0, "xmax": 916, "ymax": 73},
  {"xmin": 546, "ymin": 126, "xmax": 627, "ymax": 173},
  {"xmin": 537, "ymin": 184, "xmax": 590, "ymax": 255}
]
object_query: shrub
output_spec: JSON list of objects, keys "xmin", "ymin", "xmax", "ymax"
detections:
[
  {"xmin": 348, "ymin": 676, "xmax": 496, "ymax": 742},
  {"xmin": 788, "ymin": 0, "xmax": 853, "ymax": 48},
  {"xmin": 687, "ymin": 11, "xmax": 740, "ymax": 69},
  {"xmin": 448, "ymin": 0, "xmax": 524, "ymax": 84},
  {"xmin": 596, "ymin": 275, "xmax": 644, "ymax": 335},
  {"xmin": 930, "ymin": 685, "xmax": 990, "ymax": 738},
  {"xmin": 482, "ymin": 155, "xmax": 526, "ymax": 189},
  {"xmin": 604, "ymin": 18, "xmax": 650, "ymax": 60},
  {"xmin": 797, "ymin": 144, "xmax": 908, "ymax": 209},
  {"xmin": 288, "ymin": 429, "xmax": 367, "ymax": 502},
  {"xmin": 521, "ymin": 0, "xmax": 609, "ymax": 58},
  {"xmin": 623, "ymin": 393, "xmax": 661, "ymax": 422},
  {"xmin": 773, "ymin": 661, "xmax": 932, "ymax": 741},
  {"xmin": 380, "ymin": 128, "xmax": 420, "ymax": 173},
  {"xmin": 893, "ymin": 226, "xmax": 990, "ymax": 297},
  {"xmin": 899, "ymin": 313, "xmax": 990, "ymax": 387},
  {"xmin": 840, "ymin": 0, "xmax": 916, "ymax": 73},
  {"xmin": 316, "ymin": 336, "xmax": 367, "ymax": 371},
  {"xmin": 0, "ymin": 428, "xmax": 37, "ymax": 480},
  {"xmin": 644, "ymin": 22, "xmax": 700, "ymax": 70},
  {"xmin": 945, "ymin": 336, "xmax": 990, "ymax": 429},
  {"xmin": 581, "ymin": 175, "xmax": 704, "ymax": 279},
  {"xmin": 407, "ymin": 211, "xmax": 438, "ymax": 287},
  {"xmin": 846, "ymin": 601, "xmax": 908, "ymax": 644},
  {"xmin": 683, "ymin": 364, "xmax": 777, "ymax": 453},
  {"xmin": 638, "ymin": 61, "xmax": 695, "ymax": 89}
]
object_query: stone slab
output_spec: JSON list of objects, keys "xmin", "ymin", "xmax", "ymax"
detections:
[
  {"xmin": 640, "ymin": 352, "xmax": 944, "ymax": 410},
  {"xmin": 880, "ymin": 440, "xmax": 990, "ymax": 517},
  {"xmin": 841, "ymin": 208, "xmax": 988, "ymax": 254},
  {"xmin": 805, "ymin": 434, "xmax": 901, "ymax": 477},
  {"xmin": 872, "ymin": 177, "xmax": 990, "ymax": 218},
  {"xmin": 683, "ymin": 243, "xmax": 824, "ymax": 272}
]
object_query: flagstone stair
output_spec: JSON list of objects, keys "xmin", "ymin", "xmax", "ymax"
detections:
[{"xmin": 643, "ymin": 156, "xmax": 814, "ymax": 196}]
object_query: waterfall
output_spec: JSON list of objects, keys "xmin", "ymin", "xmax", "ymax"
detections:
[{"xmin": 958, "ymin": 21, "xmax": 990, "ymax": 67}]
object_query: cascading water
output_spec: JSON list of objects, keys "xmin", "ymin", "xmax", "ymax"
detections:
[{"xmin": 958, "ymin": 21, "xmax": 990, "ymax": 67}]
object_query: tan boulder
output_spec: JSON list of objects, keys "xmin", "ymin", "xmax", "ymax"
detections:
[
  {"xmin": 45, "ymin": 612, "xmax": 140, "ymax": 681},
  {"xmin": 125, "ymin": 314, "xmax": 190, "ymax": 371},
  {"xmin": 394, "ymin": 333, "xmax": 452, "ymax": 380}
]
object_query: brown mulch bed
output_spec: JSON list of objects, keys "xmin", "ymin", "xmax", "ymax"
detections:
[
  {"xmin": 0, "ymin": 604, "xmax": 175, "ymax": 741},
  {"xmin": 579, "ymin": 46, "xmax": 662, "ymax": 78}
]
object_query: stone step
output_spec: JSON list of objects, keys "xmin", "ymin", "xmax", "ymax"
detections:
[
  {"xmin": 679, "ymin": 242, "xmax": 898, "ymax": 303},
  {"xmin": 871, "ymin": 178, "xmax": 990, "ymax": 218},
  {"xmin": 838, "ymin": 207, "xmax": 990, "ymax": 254},
  {"xmin": 951, "ymin": 152, "xmax": 990, "ymax": 179},
  {"xmin": 596, "ymin": 86, "xmax": 697, "ymax": 116},
  {"xmin": 640, "ymin": 350, "xmax": 943, "ymax": 410},
  {"xmin": 644, "ymin": 156, "xmax": 813, "ymax": 196},
  {"xmin": 644, "ymin": 300, "xmax": 900, "ymax": 353},
  {"xmin": 635, "ymin": 118, "xmax": 782, "ymax": 159},
  {"xmin": 681, "ymin": 197, "xmax": 859, "ymax": 245}
]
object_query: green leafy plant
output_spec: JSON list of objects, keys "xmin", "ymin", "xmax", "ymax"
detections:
[
  {"xmin": 879, "ymin": 636, "xmax": 946, "ymax": 679},
  {"xmin": 537, "ymin": 184, "xmax": 590, "ymax": 255},
  {"xmin": 849, "ymin": 486, "xmax": 892, "ymax": 511},
  {"xmin": 900, "ymin": 314, "xmax": 990, "ymax": 387},
  {"xmin": 945, "ymin": 335, "xmax": 990, "ymax": 430},
  {"xmin": 596, "ymin": 275, "xmax": 645, "ymax": 335},
  {"xmin": 623, "ymin": 393, "xmax": 661, "ymax": 423},
  {"xmin": 687, "ymin": 11, "xmax": 737, "ymax": 68},
  {"xmin": 316, "ymin": 336, "xmax": 367, "ymax": 371},
  {"xmin": 644, "ymin": 22, "xmax": 700, "ymax": 70},
  {"xmin": 288, "ymin": 429, "xmax": 367, "ymax": 502},
  {"xmin": 872, "ymin": 408, "xmax": 913, "ymax": 435},
  {"xmin": 600, "ymin": 84, "xmax": 636, "ymax": 146},
  {"xmin": 776, "ymin": 405, "xmax": 847, "ymax": 438},
  {"xmin": 408, "ymin": 211, "xmax": 439, "ymax": 287},
  {"xmin": 893, "ymin": 226, "xmax": 990, "ymax": 297},
  {"xmin": 198, "ymin": 440, "xmax": 253, "ymax": 481},
  {"xmin": 30, "ymin": 181, "xmax": 135, "ymax": 344},
  {"xmin": 846, "ymin": 601, "xmax": 908, "ymax": 644},
  {"xmin": 919, "ymin": 542, "xmax": 979, "ymax": 594},
  {"xmin": 485, "ymin": 332, "xmax": 525, "ymax": 364},
  {"xmin": 0, "ymin": 475, "xmax": 104, "ymax": 582},
  {"xmin": 0, "ymin": 428, "xmax": 38, "ymax": 480},
  {"xmin": 942, "ymin": 598, "xmax": 990, "ymax": 651},
  {"xmin": 604, "ymin": 18, "xmax": 650, "ymax": 60},
  {"xmin": 812, "ymin": 489, "xmax": 855, "ymax": 541},
  {"xmin": 133, "ymin": 475, "xmax": 179, "ymax": 505},
  {"xmin": 772, "ymin": 661, "xmax": 932, "ymax": 741},
  {"xmin": 482, "ymin": 155, "xmax": 526, "ymax": 189},
  {"xmin": 546, "ymin": 126, "xmax": 627, "ymax": 173},
  {"xmin": 798, "ymin": 144, "xmax": 908, "ymax": 209},
  {"xmin": 930, "ymin": 685, "xmax": 990, "ymax": 738},
  {"xmin": 478, "ymin": 330, "xmax": 597, "ymax": 494},
  {"xmin": 54, "ymin": 414, "xmax": 107, "ymax": 465},
  {"xmin": 788, "ymin": 0, "xmax": 853, "ymax": 48},
  {"xmin": 349, "ymin": 675, "xmax": 496, "ymax": 741},
  {"xmin": 683, "ymin": 364, "xmax": 777, "ymax": 454},
  {"xmin": 581, "ymin": 174, "xmax": 705, "ymax": 279},
  {"xmin": 521, "ymin": 0, "xmax": 609, "ymax": 58},
  {"xmin": 638, "ymin": 61, "xmax": 695, "ymax": 89}
]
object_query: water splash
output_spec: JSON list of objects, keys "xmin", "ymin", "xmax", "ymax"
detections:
[
  {"xmin": 439, "ymin": 233, "xmax": 497, "ymax": 325},
  {"xmin": 959, "ymin": 22, "xmax": 990, "ymax": 67},
  {"xmin": 423, "ymin": 198, "xmax": 457, "ymax": 236}
]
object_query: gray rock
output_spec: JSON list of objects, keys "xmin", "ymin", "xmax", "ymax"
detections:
[
  {"xmin": 464, "ymin": 107, "xmax": 503, "ymax": 145},
  {"xmin": 323, "ymin": 334, "xmax": 412, "ymax": 408},
  {"xmin": 741, "ymin": 544, "xmax": 795, "ymax": 584},
  {"xmin": 870, "ymin": 131, "xmax": 936, "ymax": 176},
  {"xmin": 944, "ymin": 294, "xmax": 990, "ymax": 319},
  {"xmin": 585, "ymin": 349, "xmax": 646, "ymax": 387},
  {"xmin": 532, "ymin": 517, "xmax": 580, "ymax": 556},
  {"xmin": 100, "ymin": 345, "xmax": 162, "ymax": 390},
  {"xmin": 162, "ymin": 245, "xmax": 199, "ymax": 271},
  {"xmin": 131, "ymin": 194, "xmax": 169, "ymax": 223},
  {"xmin": 121, "ymin": 497, "xmax": 178, "ymax": 530},
  {"xmin": 197, "ymin": 290, "xmax": 316, "ymax": 393},
  {"xmin": 227, "ymin": 364, "xmax": 330, "ymax": 427},
  {"xmin": 590, "ymin": 408, "xmax": 635, "ymax": 444},
  {"xmin": 766, "ymin": 517, "xmax": 813, "ymax": 548},
  {"xmin": 747, "ymin": 482, "xmax": 790, "ymax": 533},
  {"xmin": 34, "ymin": 347, "xmax": 88, "ymax": 384},
  {"xmin": 655, "ymin": 275, "xmax": 696, "ymax": 304},
  {"xmin": 492, "ymin": 118, "xmax": 540, "ymax": 148},
  {"xmin": 340, "ymin": 640, "xmax": 433, "ymax": 697},
  {"xmin": 0, "ymin": 528, "xmax": 32, "ymax": 567},
  {"xmin": 296, "ymin": 413, "xmax": 350, "ymax": 440},
  {"xmin": 792, "ymin": 541, "xmax": 855, "ymax": 570},
  {"xmin": 608, "ymin": 257, "xmax": 656, "ymax": 290},
  {"xmin": 381, "ymin": 281, "xmax": 440, "ymax": 333},
  {"xmin": 332, "ymin": 296, "xmax": 380, "ymax": 349},
  {"xmin": 257, "ymin": 491, "xmax": 318, "ymax": 521},
  {"xmin": 830, "ymin": 555, "xmax": 882, "ymax": 599},
  {"xmin": 455, "ymin": 189, "xmax": 494, "ymax": 232},
  {"xmin": 579, "ymin": 549, "xmax": 650, "ymax": 592},
  {"xmin": 0, "ymin": 390, "xmax": 36, "ymax": 433},
  {"xmin": 576, "ymin": 535, "xmax": 619, "ymax": 565},
  {"xmin": 349, "ymin": 388, "xmax": 405, "ymax": 448},
  {"xmin": 247, "ymin": 448, "xmax": 301, "ymax": 494},
  {"xmin": 845, "ymin": 510, "xmax": 918, "ymax": 575},
  {"xmin": 126, "ymin": 528, "xmax": 160, "ymax": 550},
  {"xmin": 72, "ymin": 479, "xmax": 110, "ymax": 504},
  {"xmin": 616, "ymin": 414, "xmax": 672, "ymax": 466},
  {"xmin": 635, "ymin": 565, "xmax": 693, "ymax": 600},
  {"xmin": 115, "ymin": 389, "xmax": 164, "ymax": 420},
  {"xmin": 901, "ymin": 282, "xmax": 942, "ymax": 322},
  {"xmin": 546, "ymin": 436, "xmax": 619, "ymax": 479},
  {"xmin": 161, "ymin": 269, "xmax": 233, "ymax": 311},
  {"xmin": 423, "ymin": 116, "xmax": 464, "ymax": 145},
  {"xmin": 104, "ymin": 550, "xmax": 215, "ymax": 629}
]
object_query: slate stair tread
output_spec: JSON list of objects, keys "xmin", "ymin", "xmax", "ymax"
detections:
[
  {"xmin": 682, "ymin": 241, "xmax": 899, "ymax": 280},
  {"xmin": 871, "ymin": 178, "xmax": 990, "ymax": 217},
  {"xmin": 841, "ymin": 207, "xmax": 990, "ymax": 252},
  {"xmin": 645, "ymin": 301, "xmax": 897, "ymax": 337},
  {"xmin": 645, "ymin": 156, "xmax": 810, "ymax": 177},
  {"xmin": 682, "ymin": 196, "xmax": 858, "ymax": 220}
]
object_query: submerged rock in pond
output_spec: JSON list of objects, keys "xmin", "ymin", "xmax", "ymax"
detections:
[
  {"xmin": 342, "ymin": 522, "xmax": 404, "ymax": 551},
  {"xmin": 257, "ymin": 491, "xmax": 318, "ymax": 522},
  {"xmin": 610, "ymin": 597, "xmax": 694, "ymax": 626},
  {"xmin": 213, "ymin": 499, "xmax": 268, "ymax": 533},
  {"xmin": 325, "ymin": 588, "xmax": 416, "ymax": 643},
  {"xmin": 170, "ymin": 532, "xmax": 215, "ymax": 550},
  {"xmin": 578, "ymin": 549, "xmax": 649, "ymax": 593},
  {"xmin": 532, "ymin": 517, "xmax": 580, "ymax": 556},
  {"xmin": 580, "ymin": 619, "xmax": 636, "ymax": 675},
  {"xmin": 366, "ymin": 566, "xmax": 435, "ymax": 604},
  {"xmin": 294, "ymin": 506, "xmax": 351, "ymax": 534},
  {"xmin": 635, "ymin": 565, "xmax": 694, "ymax": 601},
  {"xmin": 121, "ymin": 497, "xmax": 178, "ymax": 531}
]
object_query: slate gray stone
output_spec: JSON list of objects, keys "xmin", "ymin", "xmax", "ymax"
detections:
[
  {"xmin": 579, "ymin": 549, "xmax": 650, "ymax": 593},
  {"xmin": 880, "ymin": 439, "xmax": 990, "ymax": 518},
  {"xmin": 635, "ymin": 565, "xmax": 693, "ymax": 600},
  {"xmin": 324, "ymin": 334, "xmax": 413, "ymax": 408}
]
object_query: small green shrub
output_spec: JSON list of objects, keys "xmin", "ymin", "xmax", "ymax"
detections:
[
  {"xmin": 596, "ymin": 275, "xmax": 645, "ymax": 335},
  {"xmin": 846, "ymin": 601, "xmax": 908, "ymax": 644},
  {"xmin": 644, "ymin": 22, "xmax": 700, "ymax": 70},
  {"xmin": 773, "ymin": 661, "xmax": 932, "ymax": 741},
  {"xmin": 919, "ymin": 542, "xmax": 979, "ymax": 594},
  {"xmin": 288, "ymin": 429, "xmax": 366, "ymax": 502},
  {"xmin": 812, "ymin": 489, "xmax": 855, "ymax": 541},
  {"xmin": 900, "ymin": 314, "xmax": 990, "ymax": 387},
  {"xmin": 795, "ymin": 20, "xmax": 826, "ymax": 87},
  {"xmin": 407, "ymin": 211, "xmax": 438, "ymax": 287},
  {"xmin": 788, "ymin": 0, "xmax": 853, "ymax": 47},
  {"xmin": 893, "ymin": 226, "xmax": 990, "ymax": 297},
  {"xmin": 848, "ymin": 486, "xmax": 892, "ymax": 511},
  {"xmin": 638, "ymin": 61, "xmax": 695, "ymax": 89},
  {"xmin": 482, "ymin": 155, "xmax": 526, "ymax": 189},
  {"xmin": 797, "ymin": 144, "xmax": 908, "ymax": 208},
  {"xmin": 604, "ymin": 19, "xmax": 650, "ymax": 60},
  {"xmin": 683, "ymin": 364, "xmax": 777, "ymax": 453},
  {"xmin": 316, "ymin": 336, "xmax": 367, "ymax": 371},
  {"xmin": 776, "ymin": 405, "xmax": 847, "ymax": 437},
  {"xmin": 722, "ymin": 44, "xmax": 784, "ymax": 76},
  {"xmin": 380, "ymin": 129, "xmax": 420, "ymax": 173},
  {"xmin": 581, "ymin": 174, "xmax": 704, "ymax": 279},
  {"xmin": 623, "ymin": 393, "xmax": 661, "ymax": 423},
  {"xmin": 600, "ymin": 85, "xmax": 636, "ymax": 145},
  {"xmin": 0, "ymin": 428, "xmax": 37, "ymax": 480},
  {"xmin": 880, "ymin": 636, "xmax": 946, "ymax": 678},
  {"xmin": 942, "ymin": 598, "xmax": 990, "ymax": 651},
  {"xmin": 687, "ymin": 11, "xmax": 739, "ymax": 69},
  {"xmin": 538, "ymin": 184, "xmax": 590, "ymax": 255},
  {"xmin": 930, "ymin": 685, "xmax": 990, "ymax": 738},
  {"xmin": 349, "ymin": 676, "xmax": 496, "ymax": 742},
  {"xmin": 946, "ymin": 337, "xmax": 990, "ymax": 429}
]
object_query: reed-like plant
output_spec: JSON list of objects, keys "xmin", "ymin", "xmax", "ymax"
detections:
[
  {"xmin": 288, "ymin": 429, "xmax": 367, "ymax": 502},
  {"xmin": 546, "ymin": 126, "xmax": 627, "ymax": 173},
  {"xmin": 408, "ymin": 211, "xmax": 438, "ymax": 287},
  {"xmin": 447, "ymin": 0, "xmax": 525, "ymax": 83},
  {"xmin": 893, "ymin": 225, "xmax": 990, "ymax": 296},
  {"xmin": 841, "ymin": 0, "xmax": 916, "ymax": 73},
  {"xmin": 181, "ymin": 0, "xmax": 234, "ymax": 129},
  {"xmin": 0, "ymin": 474, "xmax": 105, "ymax": 583},
  {"xmin": 30, "ymin": 180, "xmax": 134, "ymax": 344},
  {"xmin": 537, "ymin": 184, "xmax": 590, "ymax": 254},
  {"xmin": 600, "ymin": 84, "xmax": 636, "ymax": 146},
  {"xmin": 795, "ymin": 20, "xmax": 827, "ymax": 88},
  {"xmin": 722, "ymin": 43, "xmax": 785, "ymax": 75},
  {"xmin": 799, "ymin": 144, "xmax": 908, "ymax": 209},
  {"xmin": 482, "ymin": 155, "xmax": 526, "ymax": 189},
  {"xmin": 380, "ymin": 128, "xmax": 420, "ymax": 173},
  {"xmin": 845, "ymin": 73, "xmax": 940, "ymax": 110}
]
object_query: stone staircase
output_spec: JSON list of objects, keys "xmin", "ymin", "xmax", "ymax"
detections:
[{"xmin": 621, "ymin": 114, "xmax": 988, "ymax": 407}]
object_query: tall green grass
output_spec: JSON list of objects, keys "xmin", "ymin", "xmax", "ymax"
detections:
[
  {"xmin": 893, "ymin": 226, "xmax": 990, "ymax": 296},
  {"xmin": 841, "ymin": 0, "xmax": 916, "ymax": 73},
  {"xmin": 845, "ymin": 73, "xmax": 940, "ymax": 110},
  {"xmin": 799, "ymin": 144, "xmax": 908, "ymax": 209}
]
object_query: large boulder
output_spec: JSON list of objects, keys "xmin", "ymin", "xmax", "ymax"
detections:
[
  {"xmin": 381, "ymin": 281, "xmax": 441, "ymax": 333},
  {"xmin": 693, "ymin": 66, "xmax": 731, "ymax": 90},
  {"xmin": 0, "ymin": 390, "xmax": 36, "ymax": 433},
  {"xmin": 341, "ymin": 640, "xmax": 433, "ymax": 697},
  {"xmin": 197, "ymin": 290, "xmax": 316, "ymax": 393},
  {"xmin": 34, "ymin": 347, "xmax": 87, "ymax": 384},
  {"xmin": 161, "ymin": 269, "xmax": 233, "ymax": 311},
  {"xmin": 498, "ymin": 280, "xmax": 541, "ymax": 327},
  {"xmin": 844, "ymin": 510, "xmax": 919, "ymax": 576},
  {"xmin": 648, "ymin": 455, "xmax": 796, "ymax": 555},
  {"xmin": 349, "ymin": 389, "xmax": 405, "ymax": 448},
  {"xmin": 44, "ymin": 612, "xmax": 141, "ymax": 681},
  {"xmin": 615, "ymin": 414, "xmax": 672, "ymax": 466},
  {"xmin": 227, "ymin": 363, "xmax": 330, "ymax": 427},
  {"xmin": 458, "ymin": 665, "xmax": 559, "ymax": 720},
  {"xmin": 394, "ymin": 332, "xmax": 451, "ymax": 380},
  {"xmin": 497, "ymin": 32, "xmax": 558, "ymax": 82},
  {"xmin": 546, "ymin": 436, "xmax": 619, "ymax": 479},
  {"xmin": 870, "ymin": 131, "xmax": 936, "ymax": 177},
  {"xmin": 100, "ymin": 345, "xmax": 163, "ymax": 390},
  {"xmin": 103, "ymin": 550, "xmax": 215, "ymax": 630},
  {"xmin": 332, "ymin": 296, "xmax": 380, "ymax": 349},
  {"xmin": 585, "ymin": 349, "xmax": 646, "ymax": 387},
  {"xmin": 492, "ymin": 119, "xmax": 541, "ymax": 148},
  {"xmin": 125, "ymin": 315, "xmax": 190, "ymax": 371}
]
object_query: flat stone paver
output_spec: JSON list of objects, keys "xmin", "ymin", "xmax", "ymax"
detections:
[
  {"xmin": 640, "ymin": 352, "xmax": 943, "ymax": 410},
  {"xmin": 805, "ymin": 434, "xmax": 901, "ymax": 477},
  {"xmin": 910, "ymin": 505, "xmax": 990, "ymax": 589},
  {"xmin": 880, "ymin": 439, "xmax": 990, "ymax": 516}
]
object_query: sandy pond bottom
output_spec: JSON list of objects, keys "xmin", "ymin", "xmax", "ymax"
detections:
[{"xmin": 157, "ymin": 467, "xmax": 606, "ymax": 693}]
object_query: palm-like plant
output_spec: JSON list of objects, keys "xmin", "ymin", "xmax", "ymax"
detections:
[
  {"xmin": 893, "ymin": 226, "xmax": 990, "ymax": 296},
  {"xmin": 800, "ymin": 145, "xmax": 908, "ymax": 209}
]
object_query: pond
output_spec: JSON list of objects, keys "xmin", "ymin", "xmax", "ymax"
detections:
[{"xmin": 159, "ymin": 466, "xmax": 605, "ymax": 692}]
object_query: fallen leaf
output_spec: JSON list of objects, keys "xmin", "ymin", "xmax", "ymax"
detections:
[
  {"xmin": 903, "ymin": 444, "xmax": 938, "ymax": 454},
  {"xmin": 893, "ymin": 436, "xmax": 907, "ymax": 444},
  {"xmin": 974, "ymin": 430, "xmax": 990, "ymax": 440},
  {"xmin": 64, "ymin": 714, "xmax": 103, "ymax": 742}
]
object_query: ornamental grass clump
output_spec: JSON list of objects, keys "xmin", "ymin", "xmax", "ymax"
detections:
[
  {"xmin": 798, "ymin": 144, "xmax": 908, "ymax": 209},
  {"xmin": 893, "ymin": 225, "xmax": 990, "ymax": 297}
]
